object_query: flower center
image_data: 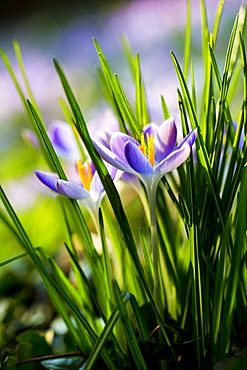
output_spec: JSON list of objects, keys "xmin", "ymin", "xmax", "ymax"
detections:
[
  {"xmin": 138, "ymin": 133, "xmax": 155, "ymax": 166},
  {"xmin": 77, "ymin": 160, "xmax": 93, "ymax": 191}
]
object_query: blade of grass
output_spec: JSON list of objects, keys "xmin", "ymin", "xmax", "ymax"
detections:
[
  {"xmin": 0, "ymin": 208, "xmax": 29, "ymax": 250},
  {"xmin": 211, "ymin": 0, "xmax": 225, "ymax": 49},
  {"xmin": 0, "ymin": 47, "xmax": 55, "ymax": 168},
  {"xmin": 58, "ymin": 96, "xmax": 87, "ymax": 162},
  {"xmin": 93, "ymin": 38, "xmax": 141, "ymax": 137},
  {"xmin": 219, "ymin": 170, "xmax": 247, "ymax": 357},
  {"xmin": 160, "ymin": 95, "xmax": 170, "ymax": 120},
  {"xmin": 0, "ymin": 49, "xmax": 33, "ymax": 123},
  {"xmin": 27, "ymin": 100, "xmax": 67, "ymax": 177},
  {"xmin": 0, "ymin": 251, "xmax": 28, "ymax": 267},
  {"xmin": 211, "ymin": 227, "xmax": 229, "ymax": 364},
  {"xmin": 113, "ymin": 284, "xmax": 148, "ymax": 370},
  {"xmin": 171, "ymin": 51, "xmax": 225, "ymax": 230},
  {"xmin": 0, "ymin": 187, "xmax": 85, "ymax": 350},
  {"xmin": 13, "ymin": 40, "xmax": 42, "ymax": 118},
  {"xmin": 121, "ymin": 34, "xmax": 135, "ymax": 80},
  {"xmin": 97, "ymin": 67, "xmax": 126, "ymax": 132},
  {"xmin": 134, "ymin": 53, "xmax": 150, "ymax": 125},
  {"xmin": 83, "ymin": 303, "xmax": 128, "ymax": 370},
  {"xmin": 99, "ymin": 207, "xmax": 114, "ymax": 317},
  {"xmin": 183, "ymin": 0, "xmax": 191, "ymax": 80}
]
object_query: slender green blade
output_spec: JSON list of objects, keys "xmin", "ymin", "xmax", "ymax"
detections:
[
  {"xmin": 219, "ymin": 171, "xmax": 247, "ymax": 357},
  {"xmin": 13, "ymin": 40, "xmax": 42, "ymax": 118},
  {"xmin": 183, "ymin": 0, "xmax": 191, "ymax": 80},
  {"xmin": 0, "ymin": 251, "xmax": 28, "ymax": 267},
  {"xmin": 83, "ymin": 305, "xmax": 122, "ymax": 370},
  {"xmin": 113, "ymin": 284, "xmax": 148, "ymax": 370}
]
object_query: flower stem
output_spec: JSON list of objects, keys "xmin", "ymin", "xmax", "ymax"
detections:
[{"xmin": 146, "ymin": 181, "xmax": 162, "ymax": 318}]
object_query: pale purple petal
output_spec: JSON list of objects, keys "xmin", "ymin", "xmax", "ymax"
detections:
[
  {"xmin": 89, "ymin": 109, "xmax": 120, "ymax": 137},
  {"xmin": 89, "ymin": 161, "xmax": 96, "ymax": 176},
  {"xmin": 143, "ymin": 122, "xmax": 159, "ymax": 137},
  {"xmin": 125, "ymin": 141, "xmax": 154, "ymax": 174},
  {"xmin": 35, "ymin": 171, "xmax": 59, "ymax": 193},
  {"xmin": 121, "ymin": 172, "xmax": 137, "ymax": 183},
  {"xmin": 94, "ymin": 129, "xmax": 113, "ymax": 149},
  {"xmin": 56, "ymin": 180, "xmax": 90, "ymax": 199},
  {"xmin": 93, "ymin": 139, "xmax": 136, "ymax": 174},
  {"xmin": 90, "ymin": 162, "xmax": 120, "ymax": 194},
  {"xmin": 49, "ymin": 120, "xmax": 76, "ymax": 153},
  {"xmin": 105, "ymin": 162, "xmax": 119, "ymax": 181},
  {"xmin": 155, "ymin": 143, "xmax": 191, "ymax": 173},
  {"xmin": 90, "ymin": 171, "xmax": 104, "ymax": 194},
  {"xmin": 175, "ymin": 128, "xmax": 197, "ymax": 150},
  {"xmin": 110, "ymin": 132, "xmax": 139, "ymax": 162},
  {"xmin": 154, "ymin": 117, "xmax": 177, "ymax": 162}
]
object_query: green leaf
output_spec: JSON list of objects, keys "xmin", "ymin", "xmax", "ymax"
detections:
[
  {"xmin": 93, "ymin": 38, "xmax": 140, "ymax": 137},
  {"xmin": 219, "ymin": 170, "xmax": 247, "ymax": 357},
  {"xmin": 0, "ymin": 251, "xmax": 27, "ymax": 267},
  {"xmin": 160, "ymin": 95, "xmax": 170, "ymax": 120},
  {"xmin": 27, "ymin": 100, "xmax": 67, "ymax": 177},
  {"xmin": 171, "ymin": 50, "xmax": 225, "ymax": 231},
  {"xmin": 13, "ymin": 41, "xmax": 42, "ymax": 118},
  {"xmin": 134, "ymin": 53, "xmax": 150, "ymax": 125},
  {"xmin": 211, "ymin": 0, "xmax": 225, "ymax": 48},
  {"xmin": 17, "ymin": 331, "xmax": 51, "ymax": 355},
  {"xmin": 183, "ymin": 0, "xmax": 191, "ymax": 80},
  {"xmin": 113, "ymin": 284, "xmax": 148, "ymax": 370},
  {"xmin": 16, "ymin": 330, "xmax": 52, "ymax": 370},
  {"xmin": 83, "ymin": 305, "xmax": 121, "ymax": 370}
]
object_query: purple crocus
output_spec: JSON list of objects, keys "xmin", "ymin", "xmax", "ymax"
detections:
[
  {"xmin": 93, "ymin": 116, "xmax": 197, "ymax": 309},
  {"xmin": 22, "ymin": 120, "xmax": 80, "ymax": 160},
  {"xmin": 93, "ymin": 116, "xmax": 197, "ymax": 189},
  {"xmin": 35, "ymin": 160, "xmax": 119, "ymax": 213}
]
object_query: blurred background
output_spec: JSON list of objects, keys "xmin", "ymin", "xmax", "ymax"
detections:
[{"xmin": 0, "ymin": 0, "xmax": 244, "ymax": 350}]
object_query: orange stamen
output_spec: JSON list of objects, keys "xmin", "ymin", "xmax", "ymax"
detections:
[
  {"xmin": 77, "ymin": 160, "xmax": 93, "ymax": 191},
  {"xmin": 138, "ymin": 145, "xmax": 146, "ymax": 155},
  {"xmin": 138, "ymin": 132, "xmax": 155, "ymax": 166},
  {"xmin": 138, "ymin": 132, "xmax": 146, "ymax": 156}
]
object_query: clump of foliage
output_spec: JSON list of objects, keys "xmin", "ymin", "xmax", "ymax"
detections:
[{"xmin": 0, "ymin": 1, "xmax": 247, "ymax": 369}]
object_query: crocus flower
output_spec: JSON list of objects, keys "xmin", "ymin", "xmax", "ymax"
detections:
[
  {"xmin": 35, "ymin": 160, "xmax": 119, "ymax": 214},
  {"xmin": 93, "ymin": 116, "xmax": 197, "ymax": 190},
  {"xmin": 22, "ymin": 120, "xmax": 80, "ymax": 160}
]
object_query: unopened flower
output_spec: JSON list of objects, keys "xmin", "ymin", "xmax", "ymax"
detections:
[
  {"xmin": 35, "ymin": 160, "xmax": 119, "ymax": 213},
  {"xmin": 22, "ymin": 120, "xmax": 80, "ymax": 160}
]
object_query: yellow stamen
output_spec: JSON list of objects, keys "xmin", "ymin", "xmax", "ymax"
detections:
[
  {"xmin": 77, "ymin": 160, "xmax": 92, "ymax": 191},
  {"xmin": 138, "ymin": 132, "xmax": 155, "ymax": 166},
  {"xmin": 147, "ymin": 134, "xmax": 155, "ymax": 166},
  {"xmin": 138, "ymin": 132, "xmax": 147, "ymax": 156}
]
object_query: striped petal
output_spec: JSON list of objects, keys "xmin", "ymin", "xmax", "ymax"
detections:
[
  {"xmin": 143, "ymin": 122, "xmax": 159, "ymax": 137},
  {"xmin": 93, "ymin": 139, "xmax": 137, "ymax": 174},
  {"xmin": 154, "ymin": 117, "xmax": 177, "ymax": 162},
  {"xmin": 124, "ymin": 141, "xmax": 154, "ymax": 175},
  {"xmin": 110, "ymin": 132, "xmax": 139, "ymax": 162},
  {"xmin": 56, "ymin": 180, "xmax": 90, "ymax": 199},
  {"xmin": 155, "ymin": 143, "xmax": 191, "ymax": 173},
  {"xmin": 175, "ymin": 128, "xmax": 197, "ymax": 150}
]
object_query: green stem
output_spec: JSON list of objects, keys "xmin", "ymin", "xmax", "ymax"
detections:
[{"xmin": 146, "ymin": 181, "xmax": 161, "ymax": 317}]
